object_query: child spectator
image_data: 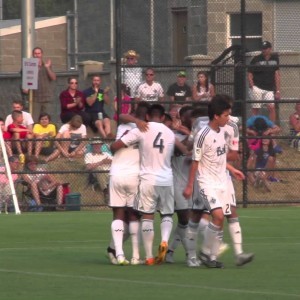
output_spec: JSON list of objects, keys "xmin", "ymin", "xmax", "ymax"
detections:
[
  {"xmin": 33, "ymin": 113, "xmax": 57, "ymax": 157},
  {"xmin": 0, "ymin": 117, "xmax": 13, "ymax": 157},
  {"xmin": 7, "ymin": 110, "xmax": 33, "ymax": 158},
  {"xmin": 113, "ymin": 84, "xmax": 131, "ymax": 121}
]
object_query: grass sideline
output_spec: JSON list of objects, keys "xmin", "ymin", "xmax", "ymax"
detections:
[{"xmin": 0, "ymin": 207, "xmax": 300, "ymax": 300}]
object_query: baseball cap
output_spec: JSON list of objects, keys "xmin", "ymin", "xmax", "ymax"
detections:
[
  {"xmin": 177, "ymin": 71, "xmax": 186, "ymax": 77},
  {"xmin": 262, "ymin": 41, "xmax": 272, "ymax": 49}
]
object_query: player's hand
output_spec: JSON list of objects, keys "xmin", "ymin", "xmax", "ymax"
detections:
[
  {"xmin": 45, "ymin": 59, "xmax": 52, "ymax": 68},
  {"xmin": 231, "ymin": 169, "xmax": 245, "ymax": 181},
  {"xmin": 136, "ymin": 120, "xmax": 149, "ymax": 132},
  {"xmin": 183, "ymin": 186, "xmax": 192, "ymax": 199}
]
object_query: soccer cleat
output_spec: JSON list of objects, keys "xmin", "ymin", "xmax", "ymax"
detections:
[
  {"xmin": 130, "ymin": 258, "xmax": 144, "ymax": 265},
  {"xmin": 165, "ymin": 250, "xmax": 175, "ymax": 264},
  {"xmin": 117, "ymin": 255, "xmax": 129, "ymax": 266},
  {"xmin": 145, "ymin": 257, "xmax": 155, "ymax": 266},
  {"xmin": 199, "ymin": 251, "xmax": 224, "ymax": 269},
  {"xmin": 236, "ymin": 252, "xmax": 255, "ymax": 266},
  {"xmin": 107, "ymin": 247, "xmax": 118, "ymax": 265},
  {"xmin": 217, "ymin": 242, "xmax": 230, "ymax": 258},
  {"xmin": 155, "ymin": 241, "xmax": 168, "ymax": 264},
  {"xmin": 187, "ymin": 257, "xmax": 201, "ymax": 268}
]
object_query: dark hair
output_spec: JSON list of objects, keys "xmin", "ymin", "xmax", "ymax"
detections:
[
  {"xmin": 0, "ymin": 117, "xmax": 4, "ymax": 122},
  {"xmin": 163, "ymin": 113, "xmax": 172, "ymax": 123},
  {"xmin": 38, "ymin": 113, "xmax": 51, "ymax": 122},
  {"xmin": 32, "ymin": 46, "xmax": 43, "ymax": 55},
  {"xmin": 135, "ymin": 101, "xmax": 150, "ymax": 120},
  {"xmin": 69, "ymin": 114, "xmax": 83, "ymax": 129},
  {"xmin": 253, "ymin": 117, "xmax": 268, "ymax": 135},
  {"xmin": 196, "ymin": 71, "xmax": 209, "ymax": 93},
  {"xmin": 191, "ymin": 106, "xmax": 208, "ymax": 119},
  {"xmin": 208, "ymin": 95, "xmax": 231, "ymax": 120},
  {"xmin": 147, "ymin": 104, "xmax": 165, "ymax": 118},
  {"xmin": 13, "ymin": 100, "xmax": 23, "ymax": 106},
  {"xmin": 67, "ymin": 76, "xmax": 77, "ymax": 84},
  {"xmin": 179, "ymin": 105, "xmax": 193, "ymax": 118},
  {"xmin": 144, "ymin": 67, "xmax": 154, "ymax": 75}
]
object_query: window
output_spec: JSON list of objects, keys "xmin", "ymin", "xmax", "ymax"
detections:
[{"xmin": 229, "ymin": 13, "xmax": 262, "ymax": 52}]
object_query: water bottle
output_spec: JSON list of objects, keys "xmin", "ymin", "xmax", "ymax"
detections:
[
  {"xmin": 19, "ymin": 154, "xmax": 25, "ymax": 164},
  {"xmin": 98, "ymin": 112, "xmax": 103, "ymax": 120}
]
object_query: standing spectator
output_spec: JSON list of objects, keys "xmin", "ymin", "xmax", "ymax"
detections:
[
  {"xmin": 45, "ymin": 115, "xmax": 87, "ymax": 162},
  {"xmin": 166, "ymin": 71, "xmax": 192, "ymax": 109},
  {"xmin": 33, "ymin": 113, "xmax": 57, "ymax": 158},
  {"xmin": 248, "ymin": 41, "xmax": 280, "ymax": 122},
  {"xmin": 83, "ymin": 75, "xmax": 112, "ymax": 138},
  {"xmin": 121, "ymin": 50, "xmax": 143, "ymax": 99},
  {"xmin": 0, "ymin": 118, "xmax": 13, "ymax": 157},
  {"xmin": 192, "ymin": 71, "xmax": 215, "ymax": 103},
  {"xmin": 22, "ymin": 47, "xmax": 56, "ymax": 121},
  {"xmin": 7, "ymin": 110, "xmax": 33, "ymax": 157},
  {"xmin": 135, "ymin": 68, "xmax": 164, "ymax": 104},
  {"xmin": 113, "ymin": 83, "xmax": 131, "ymax": 122},
  {"xmin": 60, "ymin": 77, "xmax": 91, "ymax": 126},
  {"xmin": 5, "ymin": 100, "xmax": 34, "ymax": 131},
  {"xmin": 289, "ymin": 102, "xmax": 300, "ymax": 149}
]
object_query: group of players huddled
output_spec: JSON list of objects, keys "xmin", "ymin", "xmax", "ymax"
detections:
[{"xmin": 106, "ymin": 94, "xmax": 254, "ymax": 268}]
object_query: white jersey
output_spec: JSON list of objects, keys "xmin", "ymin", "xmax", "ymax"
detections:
[
  {"xmin": 135, "ymin": 81, "xmax": 164, "ymax": 102},
  {"xmin": 223, "ymin": 120, "xmax": 239, "ymax": 152},
  {"xmin": 188, "ymin": 116, "xmax": 209, "ymax": 143},
  {"xmin": 193, "ymin": 125, "xmax": 227, "ymax": 188},
  {"xmin": 121, "ymin": 122, "xmax": 175, "ymax": 186},
  {"xmin": 5, "ymin": 111, "xmax": 34, "ymax": 129},
  {"xmin": 110, "ymin": 123, "xmax": 140, "ymax": 176}
]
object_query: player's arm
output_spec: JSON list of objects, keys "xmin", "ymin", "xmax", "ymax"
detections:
[
  {"xmin": 226, "ymin": 163, "xmax": 245, "ymax": 181},
  {"xmin": 175, "ymin": 138, "xmax": 190, "ymax": 156},
  {"xmin": 110, "ymin": 139, "xmax": 126, "ymax": 154},
  {"xmin": 119, "ymin": 114, "xmax": 148, "ymax": 132},
  {"xmin": 183, "ymin": 160, "xmax": 198, "ymax": 199}
]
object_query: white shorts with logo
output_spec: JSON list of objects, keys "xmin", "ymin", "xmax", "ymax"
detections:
[
  {"xmin": 134, "ymin": 180, "xmax": 174, "ymax": 215},
  {"xmin": 109, "ymin": 175, "xmax": 139, "ymax": 207},
  {"xmin": 249, "ymin": 86, "xmax": 274, "ymax": 109}
]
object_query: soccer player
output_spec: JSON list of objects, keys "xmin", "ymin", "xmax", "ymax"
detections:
[
  {"xmin": 183, "ymin": 95, "xmax": 245, "ymax": 268},
  {"xmin": 111, "ymin": 104, "xmax": 176, "ymax": 266},
  {"xmin": 108, "ymin": 102, "xmax": 150, "ymax": 265}
]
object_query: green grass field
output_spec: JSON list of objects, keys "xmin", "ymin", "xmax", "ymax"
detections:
[{"xmin": 0, "ymin": 207, "xmax": 300, "ymax": 300}]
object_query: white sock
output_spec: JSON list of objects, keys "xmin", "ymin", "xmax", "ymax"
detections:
[
  {"xmin": 202, "ymin": 222, "xmax": 222, "ymax": 261},
  {"xmin": 184, "ymin": 221, "xmax": 198, "ymax": 259},
  {"xmin": 160, "ymin": 216, "xmax": 173, "ymax": 243},
  {"xmin": 198, "ymin": 217, "xmax": 209, "ymax": 244},
  {"xmin": 168, "ymin": 225, "xmax": 182, "ymax": 252},
  {"xmin": 141, "ymin": 219, "xmax": 154, "ymax": 259},
  {"xmin": 111, "ymin": 219, "xmax": 124, "ymax": 257},
  {"xmin": 129, "ymin": 221, "xmax": 140, "ymax": 259},
  {"xmin": 176, "ymin": 223, "xmax": 189, "ymax": 253},
  {"xmin": 228, "ymin": 218, "xmax": 243, "ymax": 256}
]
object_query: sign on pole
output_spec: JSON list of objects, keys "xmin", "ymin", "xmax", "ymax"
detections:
[{"xmin": 22, "ymin": 57, "xmax": 39, "ymax": 90}]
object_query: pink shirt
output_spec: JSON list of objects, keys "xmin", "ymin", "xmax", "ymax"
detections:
[{"xmin": 113, "ymin": 94, "xmax": 131, "ymax": 121}]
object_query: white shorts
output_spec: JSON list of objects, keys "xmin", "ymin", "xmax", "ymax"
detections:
[
  {"xmin": 249, "ymin": 86, "xmax": 274, "ymax": 109},
  {"xmin": 109, "ymin": 175, "xmax": 139, "ymax": 207},
  {"xmin": 226, "ymin": 174, "xmax": 236, "ymax": 207},
  {"xmin": 134, "ymin": 180, "xmax": 174, "ymax": 215},
  {"xmin": 174, "ymin": 177, "xmax": 192, "ymax": 211}
]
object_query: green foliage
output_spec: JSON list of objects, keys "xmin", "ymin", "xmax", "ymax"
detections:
[{"xmin": 3, "ymin": 0, "xmax": 74, "ymax": 20}]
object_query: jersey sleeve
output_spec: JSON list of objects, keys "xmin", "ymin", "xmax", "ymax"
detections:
[
  {"xmin": 192, "ymin": 130, "xmax": 207, "ymax": 161},
  {"xmin": 227, "ymin": 122, "xmax": 239, "ymax": 151},
  {"xmin": 120, "ymin": 127, "xmax": 141, "ymax": 146}
]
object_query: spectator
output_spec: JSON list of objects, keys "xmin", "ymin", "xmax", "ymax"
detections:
[
  {"xmin": 45, "ymin": 115, "xmax": 87, "ymax": 162},
  {"xmin": 135, "ymin": 68, "xmax": 164, "ymax": 104},
  {"xmin": 113, "ymin": 83, "xmax": 131, "ymax": 122},
  {"xmin": 84, "ymin": 140, "xmax": 112, "ymax": 197},
  {"xmin": 83, "ymin": 75, "xmax": 112, "ymax": 138},
  {"xmin": 0, "ymin": 118, "xmax": 13, "ymax": 157},
  {"xmin": 22, "ymin": 47, "xmax": 56, "ymax": 121},
  {"xmin": 166, "ymin": 71, "xmax": 192, "ymax": 109},
  {"xmin": 0, "ymin": 155, "xmax": 19, "ymax": 213},
  {"xmin": 192, "ymin": 71, "xmax": 215, "ymax": 103},
  {"xmin": 5, "ymin": 100, "xmax": 34, "ymax": 130},
  {"xmin": 33, "ymin": 113, "xmax": 57, "ymax": 158},
  {"xmin": 248, "ymin": 41, "xmax": 280, "ymax": 122},
  {"xmin": 121, "ymin": 50, "xmax": 142, "ymax": 100},
  {"xmin": 7, "ymin": 110, "xmax": 33, "ymax": 157},
  {"xmin": 22, "ymin": 155, "xmax": 64, "ymax": 210},
  {"xmin": 289, "ymin": 102, "xmax": 300, "ymax": 149},
  {"xmin": 60, "ymin": 77, "xmax": 91, "ymax": 126}
]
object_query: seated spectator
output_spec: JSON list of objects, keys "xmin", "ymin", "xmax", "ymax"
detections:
[
  {"xmin": 60, "ymin": 77, "xmax": 91, "ymax": 126},
  {"xmin": 113, "ymin": 83, "xmax": 131, "ymax": 122},
  {"xmin": 0, "ymin": 118, "xmax": 13, "ymax": 157},
  {"xmin": 7, "ymin": 110, "xmax": 33, "ymax": 157},
  {"xmin": 0, "ymin": 155, "xmax": 19, "ymax": 213},
  {"xmin": 45, "ymin": 115, "xmax": 87, "ymax": 162},
  {"xmin": 289, "ymin": 102, "xmax": 300, "ymax": 149},
  {"xmin": 166, "ymin": 71, "xmax": 192, "ymax": 109},
  {"xmin": 22, "ymin": 155, "xmax": 64, "ymax": 210},
  {"xmin": 83, "ymin": 75, "xmax": 113, "ymax": 138},
  {"xmin": 246, "ymin": 115, "xmax": 281, "ymax": 153},
  {"xmin": 192, "ymin": 71, "xmax": 215, "ymax": 103},
  {"xmin": 33, "ymin": 113, "xmax": 57, "ymax": 158},
  {"xmin": 84, "ymin": 140, "xmax": 112, "ymax": 196},
  {"xmin": 5, "ymin": 100, "xmax": 34, "ymax": 129}
]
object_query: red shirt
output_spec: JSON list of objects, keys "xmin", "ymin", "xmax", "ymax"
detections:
[{"xmin": 7, "ymin": 123, "xmax": 28, "ymax": 139}]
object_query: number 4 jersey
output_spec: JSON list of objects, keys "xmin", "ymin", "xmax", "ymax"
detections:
[{"xmin": 120, "ymin": 122, "xmax": 175, "ymax": 186}]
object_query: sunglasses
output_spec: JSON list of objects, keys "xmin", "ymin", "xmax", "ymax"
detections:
[
  {"xmin": 127, "ymin": 57, "xmax": 135, "ymax": 60},
  {"xmin": 69, "ymin": 81, "xmax": 78, "ymax": 84},
  {"xmin": 146, "ymin": 73, "xmax": 154, "ymax": 76}
]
